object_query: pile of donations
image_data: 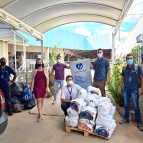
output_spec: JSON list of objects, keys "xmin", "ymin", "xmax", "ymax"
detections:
[{"xmin": 65, "ymin": 85, "xmax": 116, "ymax": 139}]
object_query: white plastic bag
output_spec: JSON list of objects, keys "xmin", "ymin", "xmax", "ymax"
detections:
[
  {"xmin": 95, "ymin": 125, "xmax": 112, "ymax": 138},
  {"xmin": 96, "ymin": 114, "xmax": 113, "ymax": 129},
  {"xmin": 77, "ymin": 88, "xmax": 87, "ymax": 100},
  {"xmin": 110, "ymin": 106, "xmax": 116, "ymax": 117},
  {"xmin": 100, "ymin": 97, "xmax": 111, "ymax": 103},
  {"xmin": 98, "ymin": 102, "xmax": 113, "ymax": 116},
  {"xmin": 70, "ymin": 99, "xmax": 86, "ymax": 114},
  {"xmin": 85, "ymin": 95, "xmax": 100, "ymax": 107},
  {"xmin": 78, "ymin": 119, "xmax": 95, "ymax": 132},
  {"xmin": 80, "ymin": 106, "xmax": 97, "ymax": 121},
  {"xmin": 87, "ymin": 85, "xmax": 101, "ymax": 96},
  {"xmin": 65, "ymin": 116, "xmax": 78, "ymax": 127},
  {"xmin": 67, "ymin": 107, "xmax": 79, "ymax": 119}
]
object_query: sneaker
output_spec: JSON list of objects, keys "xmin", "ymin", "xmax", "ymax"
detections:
[
  {"xmin": 137, "ymin": 123, "xmax": 143, "ymax": 131},
  {"xmin": 8, "ymin": 111, "xmax": 13, "ymax": 116},
  {"xmin": 52, "ymin": 100, "xmax": 56, "ymax": 105},
  {"xmin": 119, "ymin": 118, "xmax": 129, "ymax": 124}
]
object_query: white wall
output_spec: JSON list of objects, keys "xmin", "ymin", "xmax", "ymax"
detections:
[{"xmin": 116, "ymin": 15, "xmax": 143, "ymax": 56}]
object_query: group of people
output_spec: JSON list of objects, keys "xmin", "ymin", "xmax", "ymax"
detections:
[{"xmin": 0, "ymin": 48, "xmax": 143, "ymax": 130}]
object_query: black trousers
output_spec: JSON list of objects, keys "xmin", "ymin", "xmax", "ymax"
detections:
[
  {"xmin": 61, "ymin": 102, "xmax": 70, "ymax": 116},
  {"xmin": 1, "ymin": 86, "xmax": 12, "ymax": 112}
]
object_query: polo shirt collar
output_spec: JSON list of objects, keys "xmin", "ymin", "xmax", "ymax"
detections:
[
  {"xmin": 127, "ymin": 64, "xmax": 134, "ymax": 69},
  {"xmin": 97, "ymin": 56, "xmax": 104, "ymax": 60}
]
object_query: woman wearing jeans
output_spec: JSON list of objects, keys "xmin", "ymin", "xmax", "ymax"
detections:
[{"xmin": 31, "ymin": 58, "xmax": 49, "ymax": 122}]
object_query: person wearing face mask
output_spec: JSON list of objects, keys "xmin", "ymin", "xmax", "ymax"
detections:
[
  {"xmin": 30, "ymin": 58, "xmax": 49, "ymax": 122},
  {"xmin": 0, "ymin": 57, "xmax": 17, "ymax": 116},
  {"xmin": 118, "ymin": 54, "xmax": 143, "ymax": 131},
  {"xmin": 60, "ymin": 75, "xmax": 81, "ymax": 116},
  {"xmin": 90, "ymin": 48, "xmax": 110, "ymax": 97},
  {"xmin": 50, "ymin": 55, "xmax": 69, "ymax": 105}
]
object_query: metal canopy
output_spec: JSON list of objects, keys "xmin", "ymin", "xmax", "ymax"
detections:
[
  {"xmin": 0, "ymin": 20, "xmax": 27, "ymax": 43},
  {"xmin": 0, "ymin": 0, "xmax": 133, "ymax": 34}
]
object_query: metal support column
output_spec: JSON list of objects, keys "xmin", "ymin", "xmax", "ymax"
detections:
[
  {"xmin": 41, "ymin": 40, "xmax": 44, "ymax": 60},
  {"xmin": 23, "ymin": 39, "xmax": 26, "ymax": 69},
  {"xmin": 14, "ymin": 32, "xmax": 17, "ymax": 70},
  {"xmin": 112, "ymin": 33, "xmax": 115, "ymax": 71}
]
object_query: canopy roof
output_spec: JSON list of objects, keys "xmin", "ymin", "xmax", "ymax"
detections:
[
  {"xmin": 0, "ymin": 0, "xmax": 133, "ymax": 37},
  {"xmin": 0, "ymin": 20, "xmax": 27, "ymax": 43}
]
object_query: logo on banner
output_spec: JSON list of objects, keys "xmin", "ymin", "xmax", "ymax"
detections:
[{"xmin": 76, "ymin": 63, "xmax": 83, "ymax": 70}]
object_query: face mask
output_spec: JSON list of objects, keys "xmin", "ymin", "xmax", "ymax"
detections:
[
  {"xmin": 57, "ymin": 59, "xmax": 60, "ymax": 63},
  {"xmin": 126, "ymin": 59, "xmax": 133, "ymax": 65},
  {"xmin": 0, "ymin": 62, "xmax": 6, "ymax": 66},
  {"xmin": 67, "ymin": 81, "xmax": 73, "ymax": 85},
  {"xmin": 36, "ymin": 64, "xmax": 42, "ymax": 68},
  {"xmin": 97, "ymin": 53, "xmax": 103, "ymax": 58}
]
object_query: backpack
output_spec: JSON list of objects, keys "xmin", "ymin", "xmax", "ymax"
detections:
[{"xmin": 123, "ymin": 64, "xmax": 141, "ymax": 88}]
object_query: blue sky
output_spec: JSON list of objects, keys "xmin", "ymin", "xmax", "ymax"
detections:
[{"xmin": 52, "ymin": 0, "xmax": 143, "ymax": 44}]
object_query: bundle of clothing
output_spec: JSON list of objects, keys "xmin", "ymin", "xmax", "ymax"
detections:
[{"xmin": 65, "ymin": 85, "xmax": 116, "ymax": 139}]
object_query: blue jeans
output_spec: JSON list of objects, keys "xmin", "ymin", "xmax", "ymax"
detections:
[
  {"xmin": 123, "ymin": 90, "xmax": 141, "ymax": 123},
  {"xmin": 54, "ymin": 80, "xmax": 64, "ymax": 101}
]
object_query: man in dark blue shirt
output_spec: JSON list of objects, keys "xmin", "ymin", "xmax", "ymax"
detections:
[
  {"xmin": 0, "ymin": 57, "xmax": 17, "ymax": 116},
  {"xmin": 118, "ymin": 54, "xmax": 143, "ymax": 131},
  {"xmin": 90, "ymin": 48, "xmax": 110, "ymax": 96}
]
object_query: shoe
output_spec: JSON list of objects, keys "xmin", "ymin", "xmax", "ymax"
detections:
[
  {"xmin": 137, "ymin": 123, "xmax": 143, "ymax": 131},
  {"xmin": 8, "ymin": 111, "xmax": 13, "ymax": 116},
  {"xmin": 119, "ymin": 118, "xmax": 129, "ymax": 124},
  {"xmin": 52, "ymin": 100, "xmax": 56, "ymax": 105}
]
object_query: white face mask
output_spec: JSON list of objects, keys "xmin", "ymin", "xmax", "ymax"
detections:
[
  {"xmin": 57, "ymin": 59, "xmax": 60, "ymax": 63},
  {"xmin": 67, "ymin": 81, "xmax": 73, "ymax": 85},
  {"xmin": 97, "ymin": 53, "xmax": 103, "ymax": 58}
]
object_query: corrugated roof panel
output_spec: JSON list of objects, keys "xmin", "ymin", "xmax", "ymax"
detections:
[{"xmin": 18, "ymin": 29, "xmax": 94, "ymax": 50}]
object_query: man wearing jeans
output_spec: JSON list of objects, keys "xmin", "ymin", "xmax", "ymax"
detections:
[
  {"xmin": 0, "ymin": 57, "xmax": 17, "ymax": 116},
  {"xmin": 118, "ymin": 54, "xmax": 143, "ymax": 131},
  {"xmin": 50, "ymin": 55, "xmax": 69, "ymax": 104}
]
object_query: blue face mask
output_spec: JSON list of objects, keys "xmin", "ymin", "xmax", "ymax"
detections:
[{"xmin": 126, "ymin": 59, "xmax": 133, "ymax": 65}]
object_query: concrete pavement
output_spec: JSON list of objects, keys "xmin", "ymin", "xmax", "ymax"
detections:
[{"xmin": 0, "ymin": 94, "xmax": 143, "ymax": 143}]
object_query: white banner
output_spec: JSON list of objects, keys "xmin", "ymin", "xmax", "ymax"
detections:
[{"xmin": 70, "ymin": 59, "xmax": 92, "ymax": 89}]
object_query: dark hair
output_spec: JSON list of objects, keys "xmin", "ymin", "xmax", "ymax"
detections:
[
  {"xmin": 35, "ymin": 58, "xmax": 44, "ymax": 69},
  {"xmin": 66, "ymin": 75, "xmax": 73, "ymax": 80},
  {"xmin": 126, "ymin": 53, "xmax": 133, "ymax": 59},
  {"xmin": 97, "ymin": 48, "xmax": 103, "ymax": 51}
]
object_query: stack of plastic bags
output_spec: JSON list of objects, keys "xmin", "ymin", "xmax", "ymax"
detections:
[
  {"xmin": 65, "ymin": 86, "xmax": 117, "ymax": 139},
  {"xmin": 95, "ymin": 97, "xmax": 116, "ymax": 138},
  {"xmin": 65, "ymin": 97, "xmax": 86, "ymax": 127}
]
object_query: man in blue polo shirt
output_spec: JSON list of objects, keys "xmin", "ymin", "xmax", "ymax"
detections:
[
  {"xmin": 118, "ymin": 54, "xmax": 143, "ymax": 131},
  {"xmin": 0, "ymin": 57, "xmax": 17, "ymax": 116},
  {"xmin": 90, "ymin": 48, "xmax": 110, "ymax": 96}
]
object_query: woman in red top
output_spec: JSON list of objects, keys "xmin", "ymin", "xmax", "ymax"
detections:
[{"xmin": 31, "ymin": 58, "xmax": 49, "ymax": 122}]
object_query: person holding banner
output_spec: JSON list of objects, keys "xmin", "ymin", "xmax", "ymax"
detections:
[
  {"xmin": 90, "ymin": 48, "xmax": 110, "ymax": 97},
  {"xmin": 50, "ymin": 55, "xmax": 69, "ymax": 104},
  {"xmin": 61, "ymin": 75, "xmax": 81, "ymax": 116}
]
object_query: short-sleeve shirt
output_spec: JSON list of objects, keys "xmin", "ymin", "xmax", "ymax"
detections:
[
  {"xmin": 0, "ymin": 66, "xmax": 16, "ymax": 88},
  {"xmin": 53, "ymin": 63, "xmax": 67, "ymax": 80},
  {"xmin": 93, "ymin": 57, "xmax": 110, "ymax": 81},
  {"xmin": 61, "ymin": 84, "xmax": 81, "ymax": 100},
  {"xmin": 122, "ymin": 64, "xmax": 143, "ymax": 90}
]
